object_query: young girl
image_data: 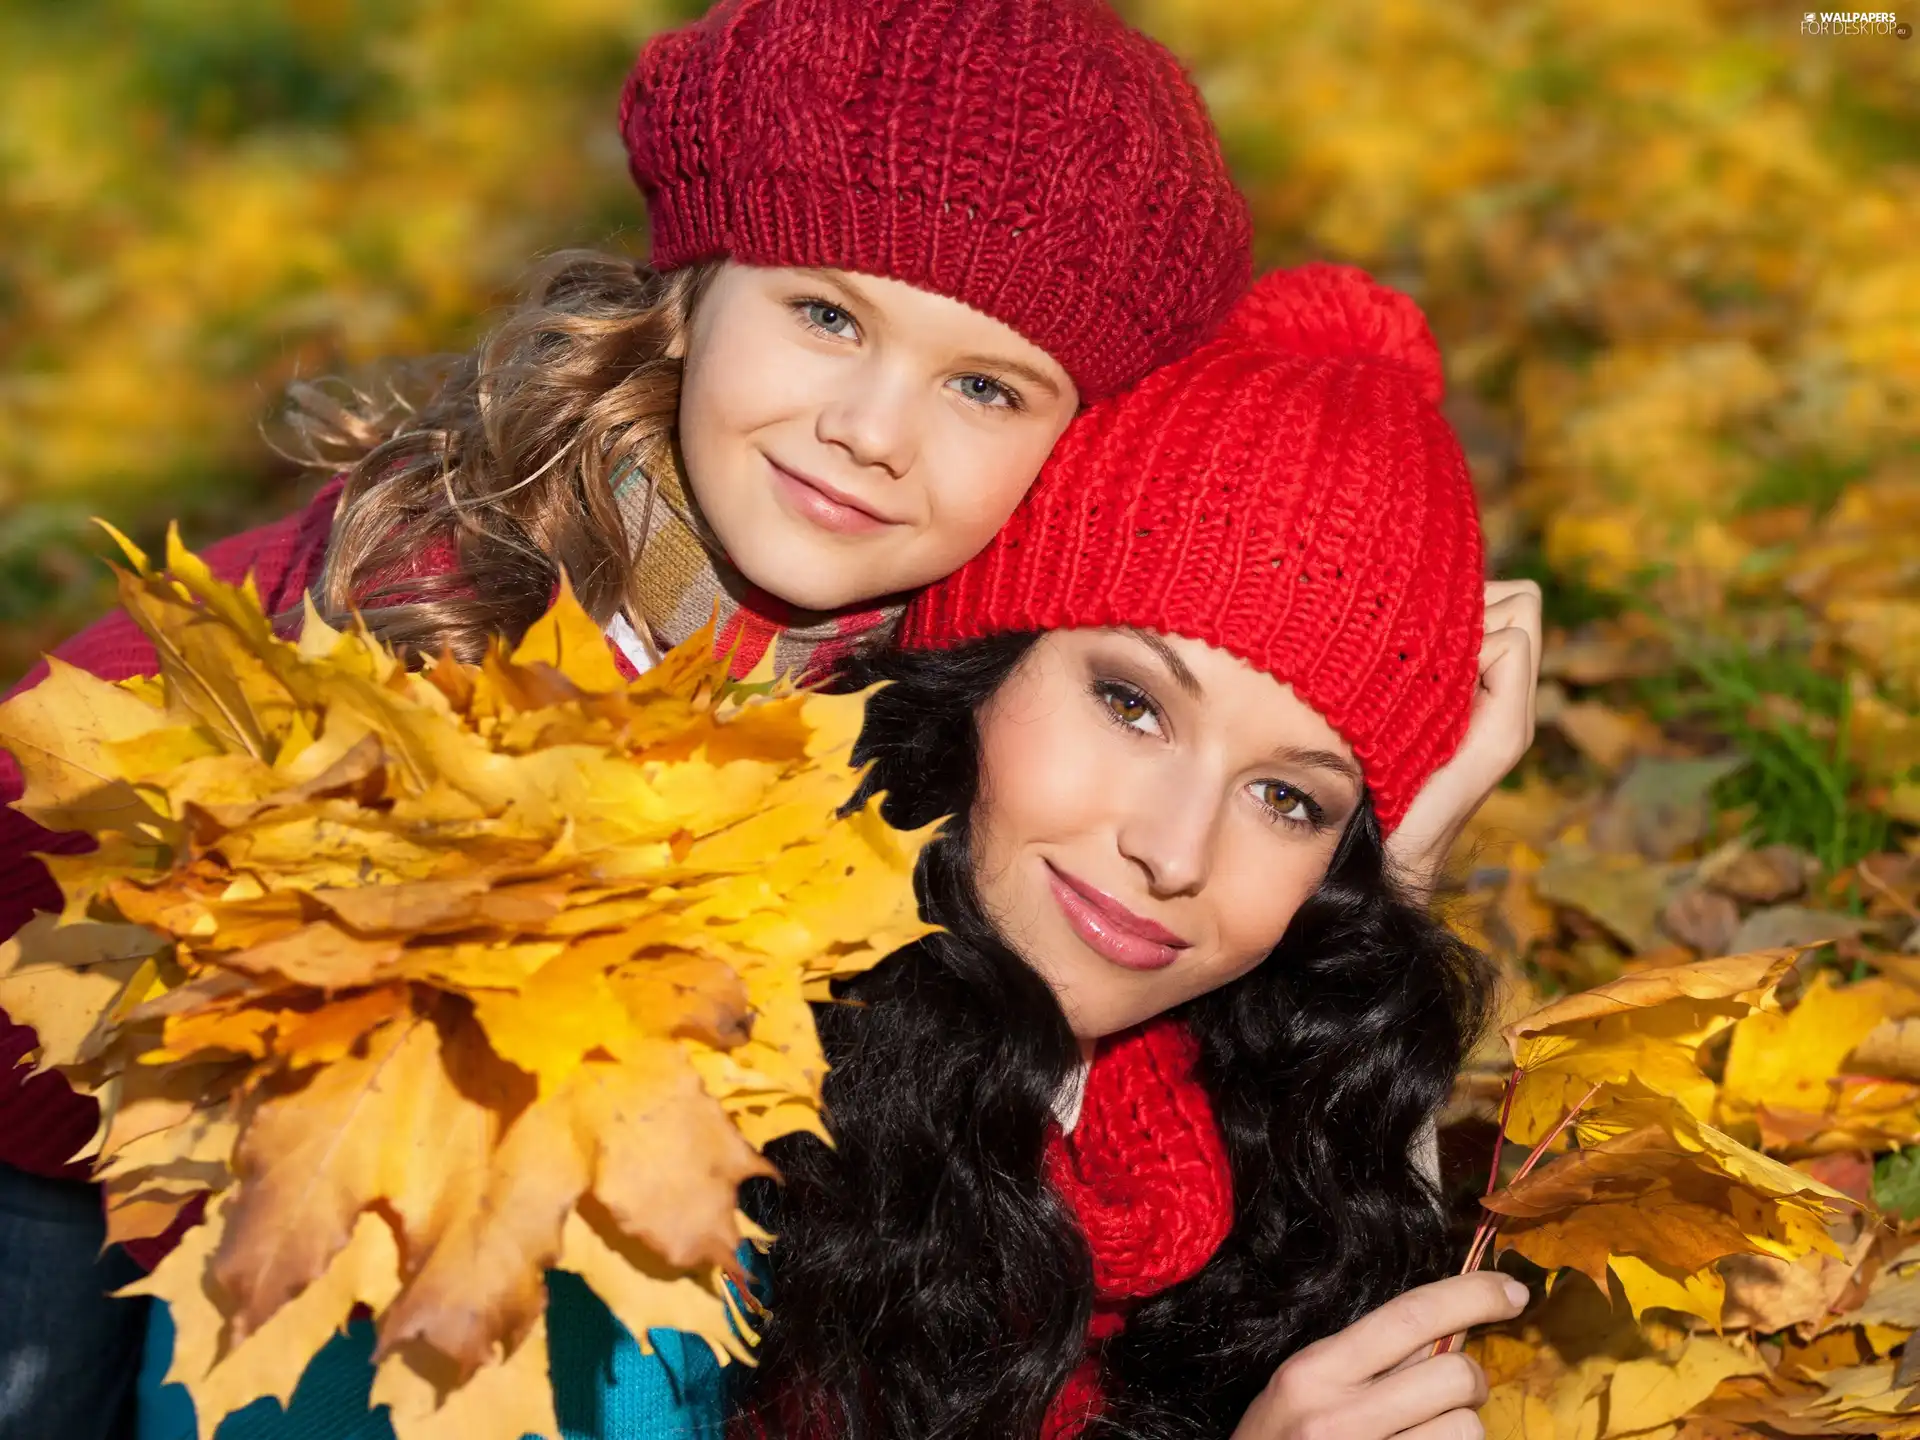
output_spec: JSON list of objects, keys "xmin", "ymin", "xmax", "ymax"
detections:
[
  {"xmin": 0, "ymin": 1, "xmax": 1251, "ymax": 1433},
  {"xmin": 136, "ymin": 264, "xmax": 1538, "ymax": 1438}
]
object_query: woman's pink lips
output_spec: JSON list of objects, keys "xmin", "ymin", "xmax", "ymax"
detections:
[
  {"xmin": 767, "ymin": 456, "xmax": 895, "ymax": 535},
  {"xmin": 1045, "ymin": 862, "xmax": 1189, "ymax": 972}
]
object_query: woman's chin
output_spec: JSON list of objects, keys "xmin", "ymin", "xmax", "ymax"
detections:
[
  {"xmin": 1049, "ymin": 978, "xmax": 1156, "ymax": 1047},
  {"xmin": 1024, "ymin": 927, "xmax": 1177, "ymax": 1043}
]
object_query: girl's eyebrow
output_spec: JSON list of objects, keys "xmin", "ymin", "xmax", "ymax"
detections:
[
  {"xmin": 798, "ymin": 266, "xmax": 1062, "ymax": 401},
  {"xmin": 796, "ymin": 266, "xmax": 871, "ymax": 310},
  {"xmin": 954, "ymin": 352, "xmax": 1062, "ymax": 400}
]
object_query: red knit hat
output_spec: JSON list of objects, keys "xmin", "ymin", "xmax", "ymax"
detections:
[
  {"xmin": 901, "ymin": 264, "xmax": 1486, "ymax": 833},
  {"xmin": 619, "ymin": 0, "xmax": 1251, "ymax": 401}
]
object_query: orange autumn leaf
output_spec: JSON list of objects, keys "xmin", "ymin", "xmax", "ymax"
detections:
[{"xmin": 1483, "ymin": 1083, "xmax": 1857, "ymax": 1325}]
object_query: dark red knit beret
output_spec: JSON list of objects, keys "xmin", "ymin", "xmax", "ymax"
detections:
[
  {"xmin": 901, "ymin": 264, "xmax": 1487, "ymax": 833},
  {"xmin": 619, "ymin": 0, "xmax": 1252, "ymax": 401}
]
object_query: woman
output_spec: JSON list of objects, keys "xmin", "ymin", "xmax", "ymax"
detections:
[{"xmin": 735, "ymin": 263, "xmax": 1533, "ymax": 1439}]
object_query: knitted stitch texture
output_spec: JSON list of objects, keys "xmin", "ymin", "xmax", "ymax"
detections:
[
  {"xmin": 1041, "ymin": 1017, "xmax": 1233, "ymax": 1436},
  {"xmin": 901, "ymin": 263, "xmax": 1487, "ymax": 831},
  {"xmin": 619, "ymin": 0, "xmax": 1252, "ymax": 400}
]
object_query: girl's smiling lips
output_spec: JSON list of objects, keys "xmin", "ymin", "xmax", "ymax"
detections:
[
  {"xmin": 1044, "ymin": 861, "xmax": 1191, "ymax": 971},
  {"xmin": 766, "ymin": 455, "xmax": 899, "ymax": 535}
]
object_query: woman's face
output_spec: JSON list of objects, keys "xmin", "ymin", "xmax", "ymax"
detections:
[
  {"xmin": 678, "ymin": 263, "xmax": 1079, "ymax": 613},
  {"xmin": 971, "ymin": 630, "xmax": 1364, "ymax": 1043}
]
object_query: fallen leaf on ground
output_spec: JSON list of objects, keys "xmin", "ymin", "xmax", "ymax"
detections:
[{"xmin": 1502, "ymin": 950, "xmax": 1799, "ymax": 1144}]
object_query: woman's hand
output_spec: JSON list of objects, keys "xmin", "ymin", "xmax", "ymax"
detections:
[
  {"xmin": 1385, "ymin": 580, "xmax": 1543, "ymax": 903},
  {"xmin": 1230, "ymin": 1273, "xmax": 1529, "ymax": 1440}
]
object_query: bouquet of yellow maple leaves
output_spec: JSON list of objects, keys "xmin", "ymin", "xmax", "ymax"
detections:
[{"xmin": 0, "ymin": 530, "xmax": 934, "ymax": 1440}]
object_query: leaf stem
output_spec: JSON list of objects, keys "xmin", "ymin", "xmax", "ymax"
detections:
[
  {"xmin": 1434, "ymin": 1080, "xmax": 1603, "ymax": 1356},
  {"xmin": 1484, "ymin": 1065, "xmax": 1520, "ymax": 1201}
]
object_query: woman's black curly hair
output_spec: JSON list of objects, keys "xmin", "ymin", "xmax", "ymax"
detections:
[{"xmin": 732, "ymin": 635, "xmax": 1492, "ymax": 1438}]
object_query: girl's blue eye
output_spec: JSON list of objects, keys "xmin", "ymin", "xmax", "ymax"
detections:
[
  {"xmin": 949, "ymin": 373, "xmax": 1020, "ymax": 409},
  {"xmin": 800, "ymin": 300, "xmax": 855, "ymax": 337}
]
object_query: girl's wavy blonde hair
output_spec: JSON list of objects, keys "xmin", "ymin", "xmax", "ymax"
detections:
[{"xmin": 284, "ymin": 250, "xmax": 718, "ymax": 661}]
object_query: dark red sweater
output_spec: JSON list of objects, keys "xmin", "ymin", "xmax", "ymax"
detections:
[{"xmin": 0, "ymin": 481, "xmax": 344, "ymax": 1178}]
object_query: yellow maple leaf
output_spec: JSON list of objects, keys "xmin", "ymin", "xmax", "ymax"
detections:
[
  {"xmin": 1720, "ymin": 973, "xmax": 1920, "ymax": 1155},
  {"xmin": 1484, "ymin": 1082, "xmax": 1856, "ymax": 1325},
  {"xmin": 1605, "ymin": 1333, "xmax": 1767, "ymax": 1438},
  {"xmin": 1503, "ymin": 949, "xmax": 1801, "ymax": 1145}
]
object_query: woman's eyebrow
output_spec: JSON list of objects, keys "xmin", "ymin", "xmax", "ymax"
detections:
[
  {"xmin": 1117, "ymin": 631, "xmax": 1359, "ymax": 786},
  {"xmin": 1124, "ymin": 628, "xmax": 1203, "ymax": 698},
  {"xmin": 1271, "ymin": 746, "xmax": 1363, "ymax": 787}
]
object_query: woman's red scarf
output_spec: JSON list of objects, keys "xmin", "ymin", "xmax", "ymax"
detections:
[{"xmin": 1042, "ymin": 1017, "xmax": 1235, "ymax": 1437}]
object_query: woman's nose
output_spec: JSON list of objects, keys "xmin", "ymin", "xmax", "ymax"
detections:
[{"xmin": 1115, "ymin": 770, "xmax": 1219, "ymax": 898}]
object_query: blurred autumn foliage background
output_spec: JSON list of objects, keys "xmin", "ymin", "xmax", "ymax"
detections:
[{"xmin": 3, "ymin": 0, "xmax": 1919, "ymax": 1433}]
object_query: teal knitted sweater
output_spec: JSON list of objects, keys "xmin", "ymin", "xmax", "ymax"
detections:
[{"xmin": 136, "ymin": 1271, "xmax": 732, "ymax": 1440}]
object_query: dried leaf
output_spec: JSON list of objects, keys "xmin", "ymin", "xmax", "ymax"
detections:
[
  {"xmin": 1555, "ymin": 700, "xmax": 1673, "ymax": 774},
  {"xmin": 1700, "ymin": 844, "xmax": 1812, "ymax": 906},
  {"xmin": 1588, "ymin": 757, "xmax": 1747, "ymax": 862},
  {"xmin": 1536, "ymin": 844, "xmax": 1689, "ymax": 953},
  {"xmin": 1661, "ymin": 886, "xmax": 1742, "ymax": 957},
  {"xmin": 1606, "ymin": 1335, "xmax": 1767, "ymax": 1437},
  {"xmin": 1727, "ymin": 906, "xmax": 1875, "ymax": 957},
  {"xmin": 1720, "ymin": 1223, "xmax": 1876, "ymax": 1334},
  {"xmin": 1850, "ymin": 1019, "xmax": 1920, "ymax": 1083}
]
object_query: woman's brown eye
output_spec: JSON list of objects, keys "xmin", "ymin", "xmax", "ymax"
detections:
[
  {"xmin": 1254, "ymin": 782, "xmax": 1319, "ymax": 827},
  {"xmin": 1098, "ymin": 683, "xmax": 1151, "ymax": 726}
]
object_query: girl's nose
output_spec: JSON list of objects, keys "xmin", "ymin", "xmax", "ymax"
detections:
[{"xmin": 815, "ymin": 362, "xmax": 919, "ymax": 479}]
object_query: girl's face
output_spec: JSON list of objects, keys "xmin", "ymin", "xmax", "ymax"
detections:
[
  {"xmin": 970, "ymin": 630, "xmax": 1364, "ymax": 1043},
  {"xmin": 677, "ymin": 264, "xmax": 1079, "ymax": 612}
]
